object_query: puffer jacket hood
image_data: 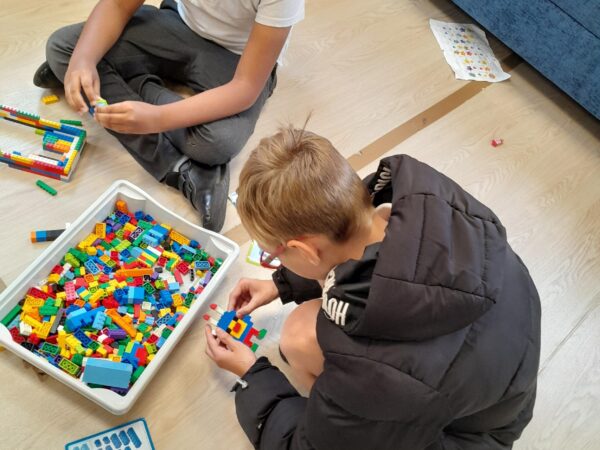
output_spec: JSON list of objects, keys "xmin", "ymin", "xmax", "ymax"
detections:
[{"xmin": 323, "ymin": 154, "xmax": 509, "ymax": 341}]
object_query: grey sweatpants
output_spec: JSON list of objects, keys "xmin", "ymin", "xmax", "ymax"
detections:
[{"xmin": 46, "ymin": 0, "xmax": 276, "ymax": 180}]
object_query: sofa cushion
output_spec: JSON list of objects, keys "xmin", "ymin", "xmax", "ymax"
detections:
[{"xmin": 550, "ymin": 0, "xmax": 600, "ymax": 38}]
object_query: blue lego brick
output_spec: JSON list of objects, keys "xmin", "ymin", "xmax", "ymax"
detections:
[
  {"xmin": 92, "ymin": 310, "xmax": 107, "ymax": 330},
  {"xmin": 65, "ymin": 308, "xmax": 88, "ymax": 331},
  {"xmin": 74, "ymin": 330, "xmax": 93, "ymax": 348},
  {"xmin": 195, "ymin": 261, "xmax": 210, "ymax": 271},
  {"xmin": 84, "ymin": 260, "xmax": 100, "ymax": 275},
  {"xmin": 82, "ymin": 359, "xmax": 133, "ymax": 389}
]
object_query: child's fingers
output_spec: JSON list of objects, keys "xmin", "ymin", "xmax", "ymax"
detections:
[
  {"xmin": 236, "ymin": 302, "xmax": 254, "ymax": 318},
  {"xmin": 204, "ymin": 326, "xmax": 220, "ymax": 358},
  {"xmin": 93, "ymin": 78, "xmax": 101, "ymax": 103},
  {"xmin": 95, "ymin": 111, "xmax": 127, "ymax": 129},
  {"xmin": 66, "ymin": 81, "xmax": 87, "ymax": 115},
  {"xmin": 81, "ymin": 75, "xmax": 97, "ymax": 111},
  {"xmin": 214, "ymin": 327, "xmax": 235, "ymax": 349},
  {"xmin": 228, "ymin": 282, "xmax": 245, "ymax": 311}
]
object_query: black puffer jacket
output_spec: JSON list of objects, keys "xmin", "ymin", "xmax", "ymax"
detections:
[{"xmin": 235, "ymin": 155, "xmax": 541, "ymax": 449}]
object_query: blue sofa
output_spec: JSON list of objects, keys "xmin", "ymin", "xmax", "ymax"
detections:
[{"xmin": 451, "ymin": 0, "xmax": 600, "ymax": 120}]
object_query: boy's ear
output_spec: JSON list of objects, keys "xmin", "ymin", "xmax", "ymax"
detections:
[{"xmin": 287, "ymin": 238, "xmax": 321, "ymax": 266}]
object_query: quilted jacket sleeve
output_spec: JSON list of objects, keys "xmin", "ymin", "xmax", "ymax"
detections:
[{"xmin": 272, "ymin": 266, "xmax": 323, "ymax": 305}]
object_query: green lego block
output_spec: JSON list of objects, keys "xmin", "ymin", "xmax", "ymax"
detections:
[
  {"xmin": 39, "ymin": 342, "xmax": 60, "ymax": 356},
  {"xmin": 131, "ymin": 365, "xmax": 145, "ymax": 383},
  {"xmin": 58, "ymin": 357, "xmax": 80, "ymax": 377},
  {"xmin": 71, "ymin": 353, "xmax": 84, "ymax": 366},
  {"xmin": 1, "ymin": 304, "xmax": 22, "ymax": 326},
  {"xmin": 36, "ymin": 179, "xmax": 57, "ymax": 196}
]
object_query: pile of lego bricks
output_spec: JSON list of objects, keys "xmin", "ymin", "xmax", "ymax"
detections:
[
  {"xmin": 0, "ymin": 104, "xmax": 86, "ymax": 181},
  {"xmin": 0, "ymin": 199, "xmax": 222, "ymax": 395}
]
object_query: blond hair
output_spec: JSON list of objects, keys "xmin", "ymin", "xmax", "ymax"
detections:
[{"xmin": 237, "ymin": 125, "xmax": 372, "ymax": 246}]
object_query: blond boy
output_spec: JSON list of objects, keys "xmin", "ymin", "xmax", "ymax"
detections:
[{"xmin": 205, "ymin": 127, "xmax": 541, "ymax": 450}]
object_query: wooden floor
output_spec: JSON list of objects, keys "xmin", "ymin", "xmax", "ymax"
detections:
[{"xmin": 0, "ymin": 0, "xmax": 598, "ymax": 449}]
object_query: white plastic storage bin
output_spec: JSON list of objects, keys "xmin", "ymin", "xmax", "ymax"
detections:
[{"xmin": 0, "ymin": 180, "xmax": 239, "ymax": 414}]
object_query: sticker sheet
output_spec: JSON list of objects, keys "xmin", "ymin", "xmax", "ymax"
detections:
[{"xmin": 430, "ymin": 19, "xmax": 510, "ymax": 82}]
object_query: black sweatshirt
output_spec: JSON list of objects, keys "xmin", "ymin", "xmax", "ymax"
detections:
[{"xmin": 234, "ymin": 155, "xmax": 541, "ymax": 450}]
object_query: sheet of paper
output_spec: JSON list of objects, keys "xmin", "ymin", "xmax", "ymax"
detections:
[
  {"xmin": 246, "ymin": 240, "xmax": 281, "ymax": 268},
  {"xmin": 430, "ymin": 19, "xmax": 510, "ymax": 82}
]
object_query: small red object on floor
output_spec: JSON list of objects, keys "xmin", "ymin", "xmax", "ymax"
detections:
[{"xmin": 491, "ymin": 138, "xmax": 503, "ymax": 147}]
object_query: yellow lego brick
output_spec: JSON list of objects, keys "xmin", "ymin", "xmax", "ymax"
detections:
[
  {"xmin": 176, "ymin": 306, "xmax": 189, "ymax": 314},
  {"xmin": 135, "ymin": 332, "xmax": 143, "ymax": 342},
  {"xmin": 162, "ymin": 250, "xmax": 179, "ymax": 260},
  {"xmin": 60, "ymin": 348, "xmax": 71, "ymax": 359},
  {"xmin": 89, "ymin": 281, "xmax": 99, "ymax": 288},
  {"xmin": 123, "ymin": 223, "xmax": 137, "ymax": 233},
  {"xmin": 56, "ymin": 292, "xmax": 66, "ymax": 302},
  {"xmin": 159, "ymin": 308, "xmax": 171, "ymax": 317},
  {"xmin": 37, "ymin": 321, "xmax": 51, "ymax": 339},
  {"xmin": 95, "ymin": 222, "xmax": 107, "ymax": 238},
  {"xmin": 172, "ymin": 294, "xmax": 183, "ymax": 307},
  {"xmin": 147, "ymin": 354, "xmax": 155, "ymax": 363},
  {"xmin": 24, "ymin": 296, "xmax": 45, "ymax": 308},
  {"xmin": 97, "ymin": 347, "xmax": 108, "ymax": 357},
  {"xmin": 169, "ymin": 229, "xmax": 190, "ymax": 246},
  {"xmin": 57, "ymin": 330, "xmax": 67, "ymax": 349},
  {"xmin": 48, "ymin": 273, "xmax": 60, "ymax": 284},
  {"xmin": 77, "ymin": 233, "xmax": 99, "ymax": 250},
  {"xmin": 41, "ymin": 94, "xmax": 59, "ymax": 105},
  {"xmin": 90, "ymin": 290, "xmax": 104, "ymax": 303},
  {"xmin": 39, "ymin": 118, "xmax": 61, "ymax": 129},
  {"xmin": 22, "ymin": 305, "xmax": 37, "ymax": 315},
  {"xmin": 10, "ymin": 154, "xmax": 33, "ymax": 166},
  {"xmin": 85, "ymin": 349, "xmax": 93, "ymax": 357},
  {"xmin": 86, "ymin": 247, "xmax": 97, "ymax": 256},
  {"xmin": 22, "ymin": 315, "xmax": 42, "ymax": 329}
]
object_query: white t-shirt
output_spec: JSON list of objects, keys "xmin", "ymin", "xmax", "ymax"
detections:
[{"xmin": 177, "ymin": 0, "xmax": 305, "ymax": 64}]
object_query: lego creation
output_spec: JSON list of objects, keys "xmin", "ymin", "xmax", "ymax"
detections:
[
  {"xmin": 89, "ymin": 97, "xmax": 108, "ymax": 116},
  {"xmin": 0, "ymin": 104, "xmax": 86, "ymax": 181},
  {"xmin": 30, "ymin": 228, "xmax": 65, "ymax": 243},
  {"xmin": 65, "ymin": 418, "xmax": 155, "ymax": 450},
  {"xmin": 1, "ymin": 199, "xmax": 224, "ymax": 395},
  {"xmin": 204, "ymin": 303, "xmax": 267, "ymax": 352}
]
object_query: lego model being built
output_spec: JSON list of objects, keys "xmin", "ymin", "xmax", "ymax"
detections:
[
  {"xmin": 204, "ymin": 303, "xmax": 267, "ymax": 352},
  {"xmin": 0, "ymin": 104, "xmax": 86, "ymax": 181}
]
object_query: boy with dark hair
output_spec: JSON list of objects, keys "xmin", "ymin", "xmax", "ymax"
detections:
[{"xmin": 34, "ymin": 0, "xmax": 304, "ymax": 231}]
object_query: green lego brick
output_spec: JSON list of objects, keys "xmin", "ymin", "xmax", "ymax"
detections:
[
  {"xmin": 36, "ymin": 179, "xmax": 57, "ymax": 196},
  {"xmin": 60, "ymin": 119, "xmax": 84, "ymax": 127},
  {"xmin": 131, "ymin": 365, "xmax": 145, "ymax": 383},
  {"xmin": 1, "ymin": 304, "xmax": 22, "ymax": 327},
  {"xmin": 40, "ymin": 342, "xmax": 60, "ymax": 356}
]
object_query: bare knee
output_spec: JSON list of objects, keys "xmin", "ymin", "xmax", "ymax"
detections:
[{"xmin": 280, "ymin": 300, "xmax": 322, "ymax": 366}]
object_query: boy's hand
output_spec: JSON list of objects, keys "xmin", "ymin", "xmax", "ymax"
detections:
[
  {"xmin": 64, "ymin": 60, "xmax": 100, "ymax": 115},
  {"xmin": 204, "ymin": 325, "xmax": 257, "ymax": 377},
  {"xmin": 228, "ymin": 278, "xmax": 279, "ymax": 318},
  {"xmin": 94, "ymin": 101, "xmax": 162, "ymax": 134}
]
